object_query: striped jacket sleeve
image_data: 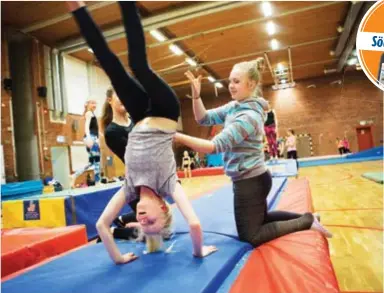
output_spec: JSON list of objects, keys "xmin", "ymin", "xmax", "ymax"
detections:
[
  {"xmin": 212, "ymin": 111, "xmax": 259, "ymax": 153},
  {"xmin": 197, "ymin": 103, "xmax": 231, "ymax": 126}
]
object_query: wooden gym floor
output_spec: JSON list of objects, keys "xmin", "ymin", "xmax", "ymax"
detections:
[{"xmin": 181, "ymin": 160, "xmax": 383, "ymax": 292}]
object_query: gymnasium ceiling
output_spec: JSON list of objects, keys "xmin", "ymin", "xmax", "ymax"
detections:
[{"xmin": 2, "ymin": 1, "xmax": 372, "ymax": 98}]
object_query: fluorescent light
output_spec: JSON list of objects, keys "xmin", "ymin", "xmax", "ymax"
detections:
[
  {"xmin": 266, "ymin": 21, "xmax": 276, "ymax": 36},
  {"xmin": 261, "ymin": 2, "xmax": 272, "ymax": 17},
  {"xmin": 150, "ymin": 30, "xmax": 167, "ymax": 42},
  {"xmin": 270, "ymin": 39, "xmax": 279, "ymax": 50},
  {"xmin": 88, "ymin": 48, "xmax": 93, "ymax": 53},
  {"xmin": 337, "ymin": 25, "xmax": 344, "ymax": 33},
  {"xmin": 277, "ymin": 63, "xmax": 284, "ymax": 70},
  {"xmin": 185, "ymin": 58, "xmax": 197, "ymax": 67},
  {"xmin": 169, "ymin": 44, "xmax": 183, "ymax": 56},
  {"xmin": 207, "ymin": 76, "xmax": 216, "ymax": 83},
  {"xmin": 214, "ymin": 82, "xmax": 223, "ymax": 88}
]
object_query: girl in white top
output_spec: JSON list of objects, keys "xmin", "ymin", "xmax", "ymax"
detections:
[
  {"xmin": 182, "ymin": 151, "xmax": 192, "ymax": 178},
  {"xmin": 70, "ymin": 99, "xmax": 101, "ymax": 188},
  {"xmin": 286, "ymin": 129, "xmax": 298, "ymax": 169}
]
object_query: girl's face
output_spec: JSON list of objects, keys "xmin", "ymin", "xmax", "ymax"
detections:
[
  {"xmin": 108, "ymin": 93, "xmax": 126, "ymax": 115},
  {"xmin": 88, "ymin": 100, "xmax": 97, "ymax": 111},
  {"xmin": 136, "ymin": 194, "xmax": 167, "ymax": 235},
  {"xmin": 228, "ymin": 68, "xmax": 256, "ymax": 101}
]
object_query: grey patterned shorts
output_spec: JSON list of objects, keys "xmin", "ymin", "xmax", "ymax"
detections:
[{"xmin": 124, "ymin": 126, "xmax": 177, "ymax": 203}]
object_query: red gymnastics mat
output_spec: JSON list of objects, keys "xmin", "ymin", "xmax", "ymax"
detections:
[
  {"xmin": 177, "ymin": 167, "xmax": 224, "ymax": 178},
  {"xmin": 1, "ymin": 225, "xmax": 87, "ymax": 278},
  {"xmin": 230, "ymin": 179, "xmax": 339, "ymax": 293}
]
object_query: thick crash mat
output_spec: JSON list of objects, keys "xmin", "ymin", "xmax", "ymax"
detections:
[
  {"xmin": 1, "ymin": 182, "xmax": 132, "ymax": 239},
  {"xmin": 173, "ymin": 177, "xmax": 287, "ymax": 238},
  {"xmin": 346, "ymin": 146, "xmax": 383, "ymax": 159},
  {"xmin": 230, "ymin": 231, "xmax": 339, "ymax": 293},
  {"xmin": 266, "ymin": 159, "xmax": 298, "ymax": 177},
  {"xmin": 2, "ymin": 232, "xmax": 252, "ymax": 293},
  {"xmin": 2, "ymin": 197, "xmax": 67, "ymax": 229},
  {"xmin": 177, "ymin": 167, "xmax": 224, "ymax": 178},
  {"xmin": 274, "ymin": 178, "xmax": 314, "ymax": 213},
  {"xmin": 1, "ymin": 180, "xmax": 43, "ymax": 200},
  {"xmin": 1, "ymin": 226, "xmax": 87, "ymax": 278},
  {"xmin": 228, "ymin": 178, "xmax": 339, "ymax": 293}
]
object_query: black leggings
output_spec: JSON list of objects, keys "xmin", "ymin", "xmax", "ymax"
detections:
[
  {"xmin": 287, "ymin": 150, "xmax": 299, "ymax": 169},
  {"xmin": 112, "ymin": 211, "xmax": 139, "ymax": 240},
  {"xmin": 95, "ymin": 201, "xmax": 139, "ymax": 242},
  {"xmin": 233, "ymin": 171, "xmax": 314, "ymax": 247},
  {"xmin": 72, "ymin": 2, "xmax": 180, "ymax": 123},
  {"xmin": 96, "ymin": 210, "xmax": 138, "ymax": 242}
]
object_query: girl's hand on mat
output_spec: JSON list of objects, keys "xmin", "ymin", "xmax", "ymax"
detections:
[
  {"xmin": 185, "ymin": 71, "xmax": 202, "ymax": 99},
  {"xmin": 117, "ymin": 252, "xmax": 138, "ymax": 264},
  {"xmin": 194, "ymin": 245, "xmax": 218, "ymax": 258}
]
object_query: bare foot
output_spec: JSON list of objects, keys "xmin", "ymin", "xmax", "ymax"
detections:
[{"xmin": 310, "ymin": 216, "xmax": 333, "ymax": 238}]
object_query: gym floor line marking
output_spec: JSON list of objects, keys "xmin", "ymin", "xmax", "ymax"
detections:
[
  {"xmin": 325, "ymin": 224, "xmax": 383, "ymax": 232},
  {"xmin": 316, "ymin": 208, "xmax": 382, "ymax": 212}
]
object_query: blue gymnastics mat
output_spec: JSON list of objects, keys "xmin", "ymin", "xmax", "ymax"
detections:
[
  {"xmin": 266, "ymin": 159, "xmax": 297, "ymax": 177},
  {"xmin": 347, "ymin": 146, "xmax": 383, "ymax": 159},
  {"xmin": 173, "ymin": 177, "xmax": 287, "ymax": 238},
  {"xmin": 362, "ymin": 172, "xmax": 384, "ymax": 184},
  {"xmin": 2, "ymin": 233, "xmax": 252, "ymax": 293},
  {"xmin": 299, "ymin": 155, "xmax": 382, "ymax": 167}
]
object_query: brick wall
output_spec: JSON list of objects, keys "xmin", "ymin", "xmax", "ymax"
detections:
[
  {"xmin": 1, "ymin": 35, "xmax": 16, "ymax": 181},
  {"xmin": 2, "ymin": 37, "xmax": 383, "ymax": 182},
  {"xmin": 1, "ymin": 40, "xmax": 118, "ymax": 182},
  {"xmin": 180, "ymin": 70, "xmax": 383, "ymax": 157}
]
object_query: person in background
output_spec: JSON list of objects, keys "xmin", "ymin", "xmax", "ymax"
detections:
[
  {"xmin": 277, "ymin": 137, "xmax": 285, "ymax": 158},
  {"xmin": 264, "ymin": 107, "xmax": 279, "ymax": 162},
  {"xmin": 336, "ymin": 137, "xmax": 345, "ymax": 155},
  {"xmin": 343, "ymin": 136, "xmax": 351, "ymax": 154},
  {"xmin": 194, "ymin": 152, "xmax": 201, "ymax": 168},
  {"xmin": 182, "ymin": 150, "xmax": 192, "ymax": 179},
  {"xmin": 286, "ymin": 129, "xmax": 299, "ymax": 170},
  {"xmin": 70, "ymin": 99, "xmax": 101, "ymax": 188}
]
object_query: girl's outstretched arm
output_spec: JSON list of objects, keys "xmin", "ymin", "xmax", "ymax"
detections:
[
  {"xmin": 172, "ymin": 183, "xmax": 218, "ymax": 257},
  {"xmin": 96, "ymin": 186, "xmax": 138, "ymax": 264}
]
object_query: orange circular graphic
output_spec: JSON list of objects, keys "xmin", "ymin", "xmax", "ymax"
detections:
[{"xmin": 356, "ymin": 0, "xmax": 384, "ymax": 91}]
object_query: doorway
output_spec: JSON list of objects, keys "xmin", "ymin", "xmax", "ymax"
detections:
[
  {"xmin": 356, "ymin": 126, "xmax": 374, "ymax": 151},
  {"xmin": 51, "ymin": 147, "xmax": 70, "ymax": 189}
]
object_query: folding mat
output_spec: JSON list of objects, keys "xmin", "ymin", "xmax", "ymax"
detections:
[
  {"xmin": 1, "ymin": 225, "xmax": 87, "ymax": 278},
  {"xmin": 2, "ymin": 233, "xmax": 252, "ymax": 293}
]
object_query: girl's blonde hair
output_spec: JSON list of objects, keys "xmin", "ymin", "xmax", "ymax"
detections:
[
  {"xmin": 137, "ymin": 200, "xmax": 173, "ymax": 253},
  {"xmin": 100, "ymin": 87, "xmax": 115, "ymax": 131},
  {"xmin": 83, "ymin": 99, "xmax": 97, "ymax": 116},
  {"xmin": 233, "ymin": 57, "xmax": 265, "ymax": 97}
]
